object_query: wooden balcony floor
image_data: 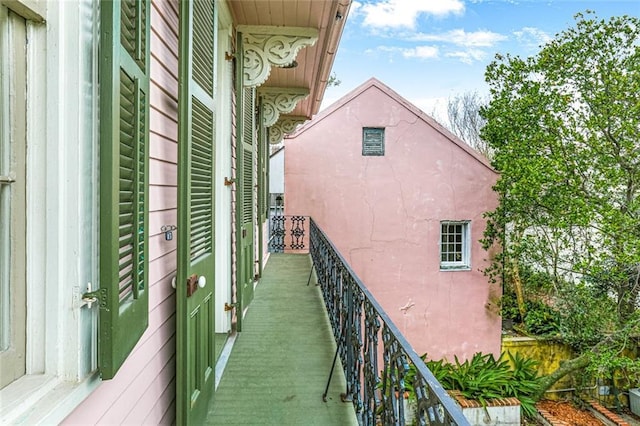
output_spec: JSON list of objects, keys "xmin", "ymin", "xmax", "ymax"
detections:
[{"xmin": 206, "ymin": 253, "xmax": 358, "ymax": 425}]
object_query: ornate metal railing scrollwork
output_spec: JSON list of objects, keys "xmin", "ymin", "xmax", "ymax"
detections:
[
  {"xmin": 268, "ymin": 214, "xmax": 309, "ymax": 253},
  {"xmin": 309, "ymin": 218, "xmax": 470, "ymax": 426},
  {"xmin": 289, "ymin": 215, "xmax": 306, "ymax": 250},
  {"xmin": 269, "ymin": 214, "xmax": 286, "ymax": 252}
]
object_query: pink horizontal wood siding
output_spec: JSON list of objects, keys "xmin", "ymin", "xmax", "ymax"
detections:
[
  {"xmin": 285, "ymin": 78, "xmax": 501, "ymax": 361},
  {"xmin": 63, "ymin": 0, "xmax": 179, "ymax": 424}
]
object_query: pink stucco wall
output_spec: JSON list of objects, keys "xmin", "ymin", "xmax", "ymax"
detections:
[{"xmin": 285, "ymin": 78, "xmax": 501, "ymax": 361}]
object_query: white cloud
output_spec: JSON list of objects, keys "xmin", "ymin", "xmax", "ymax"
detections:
[
  {"xmin": 445, "ymin": 49, "xmax": 487, "ymax": 64},
  {"xmin": 360, "ymin": 0, "xmax": 465, "ymax": 29},
  {"xmin": 402, "ymin": 45, "xmax": 440, "ymax": 59},
  {"xmin": 349, "ymin": 1, "xmax": 363, "ymax": 18},
  {"xmin": 411, "ymin": 29, "xmax": 507, "ymax": 47},
  {"xmin": 375, "ymin": 45, "xmax": 440, "ymax": 60},
  {"xmin": 514, "ymin": 27, "xmax": 552, "ymax": 50}
]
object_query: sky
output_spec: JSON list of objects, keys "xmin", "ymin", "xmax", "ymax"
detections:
[{"xmin": 321, "ymin": 0, "xmax": 639, "ymax": 122}]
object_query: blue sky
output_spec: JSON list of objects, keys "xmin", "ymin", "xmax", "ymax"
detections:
[{"xmin": 321, "ymin": 0, "xmax": 639, "ymax": 121}]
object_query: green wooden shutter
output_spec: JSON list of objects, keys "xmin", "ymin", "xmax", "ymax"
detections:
[
  {"xmin": 235, "ymin": 44, "xmax": 256, "ymax": 327},
  {"xmin": 257, "ymin": 111, "xmax": 268, "ymax": 223},
  {"xmin": 362, "ymin": 127, "xmax": 385, "ymax": 156},
  {"xmin": 98, "ymin": 0, "xmax": 150, "ymax": 380},
  {"xmin": 242, "ymin": 87, "xmax": 255, "ymax": 226}
]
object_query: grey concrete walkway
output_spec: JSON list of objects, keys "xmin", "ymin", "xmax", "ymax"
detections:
[{"xmin": 206, "ymin": 254, "xmax": 358, "ymax": 426}]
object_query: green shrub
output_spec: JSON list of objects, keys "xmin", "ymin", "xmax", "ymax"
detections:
[
  {"xmin": 409, "ymin": 352, "xmax": 541, "ymax": 418},
  {"xmin": 499, "ymin": 292, "xmax": 522, "ymax": 323},
  {"xmin": 499, "ymin": 292, "xmax": 561, "ymax": 336},
  {"xmin": 556, "ymin": 282, "xmax": 617, "ymax": 351},
  {"xmin": 523, "ymin": 301, "xmax": 560, "ymax": 336}
]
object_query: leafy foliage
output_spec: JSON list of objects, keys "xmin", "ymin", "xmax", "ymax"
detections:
[
  {"xmin": 500, "ymin": 280, "xmax": 560, "ymax": 336},
  {"xmin": 409, "ymin": 352, "xmax": 541, "ymax": 418},
  {"xmin": 326, "ymin": 72, "xmax": 341, "ymax": 87},
  {"xmin": 505, "ymin": 352, "xmax": 541, "ymax": 418},
  {"xmin": 585, "ymin": 337, "xmax": 640, "ymax": 387},
  {"xmin": 556, "ymin": 283, "xmax": 617, "ymax": 351},
  {"xmin": 481, "ymin": 11, "xmax": 640, "ymax": 383},
  {"xmin": 522, "ymin": 302, "xmax": 560, "ymax": 336}
]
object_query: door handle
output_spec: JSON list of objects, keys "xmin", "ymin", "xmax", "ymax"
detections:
[
  {"xmin": 187, "ymin": 274, "xmax": 198, "ymax": 297},
  {"xmin": 185, "ymin": 275, "xmax": 206, "ymax": 297}
]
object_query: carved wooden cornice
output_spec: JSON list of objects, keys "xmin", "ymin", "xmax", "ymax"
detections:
[
  {"xmin": 269, "ymin": 115, "xmax": 307, "ymax": 145},
  {"xmin": 259, "ymin": 87, "xmax": 309, "ymax": 128},
  {"xmin": 237, "ymin": 25, "xmax": 318, "ymax": 87}
]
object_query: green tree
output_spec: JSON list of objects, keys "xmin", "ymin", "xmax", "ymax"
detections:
[{"xmin": 481, "ymin": 11, "xmax": 640, "ymax": 397}]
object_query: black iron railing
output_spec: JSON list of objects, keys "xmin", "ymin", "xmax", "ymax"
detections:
[
  {"xmin": 309, "ymin": 218, "xmax": 470, "ymax": 426},
  {"xmin": 268, "ymin": 212, "xmax": 308, "ymax": 253}
]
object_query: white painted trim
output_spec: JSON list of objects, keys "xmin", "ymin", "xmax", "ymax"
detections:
[
  {"xmin": 0, "ymin": 4, "xmax": 11, "ymax": 354},
  {"xmin": 0, "ymin": 0, "xmax": 45, "ymax": 22},
  {"xmin": 24, "ymin": 6, "xmax": 46, "ymax": 376},
  {"xmin": 439, "ymin": 220, "xmax": 472, "ymax": 272},
  {"xmin": 269, "ymin": 148, "xmax": 285, "ymax": 194},
  {"xmin": 215, "ymin": 0, "xmax": 233, "ymax": 333},
  {"xmin": 214, "ymin": 332, "xmax": 237, "ymax": 390},
  {"xmin": 0, "ymin": 373, "xmax": 101, "ymax": 424}
]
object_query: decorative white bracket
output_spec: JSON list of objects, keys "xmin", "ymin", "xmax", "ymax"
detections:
[
  {"xmin": 269, "ymin": 115, "xmax": 308, "ymax": 145},
  {"xmin": 259, "ymin": 87, "xmax": 309, "ymax": 128},
  {"xmin": 237, "ymin": 25, "xmax": 318, "ymax": 88}
]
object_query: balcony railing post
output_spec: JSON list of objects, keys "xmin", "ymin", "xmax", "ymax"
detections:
[
  {"xmin": 362, "ymin": 300, "xmax": 380, "ymax": 425},
  {"xmin": 343, "ymin": 271, "xmax": 354, "ymax": 402}
]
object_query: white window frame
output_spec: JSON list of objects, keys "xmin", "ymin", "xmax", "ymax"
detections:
[
  {"xmin": 0, "ymin": 1, "xmax": 101, "ymax": 423},
  {"xmin": 440, "ymin": 221, "xmax": 471, "ymax": 271}
]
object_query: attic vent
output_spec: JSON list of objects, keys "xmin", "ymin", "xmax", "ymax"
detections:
[{"xmin": 362, "ymin": 127, "xmax": 385, "ymax": 156}]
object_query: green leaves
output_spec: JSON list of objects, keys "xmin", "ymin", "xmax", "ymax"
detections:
[
  {"xmin": 482, "ymin": 10, "xmax": 640, "ymax": 345},
  {"xmin": 411, "ymin": 352, "xmax": 542, "ymax": 418},
  {"xmin": 482, "ymin": 11, "xmax": 640, "ymax": 397}
]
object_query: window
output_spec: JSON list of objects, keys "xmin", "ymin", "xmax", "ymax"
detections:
[
  {"xmin": 362, "ymin": 127, "xmax": 384, "ymax": 156},
  {"xmin": 440, "ymin": 221, "xmax": 471, "ymax": 270},
  {"xmin": 1, "ymin": 1, "xmax": 105, "ymax": 423}
]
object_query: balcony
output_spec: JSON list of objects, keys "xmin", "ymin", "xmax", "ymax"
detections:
[{"xmin": 208, "ymin": 217, "xmax": 469, "ymax": 425}]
